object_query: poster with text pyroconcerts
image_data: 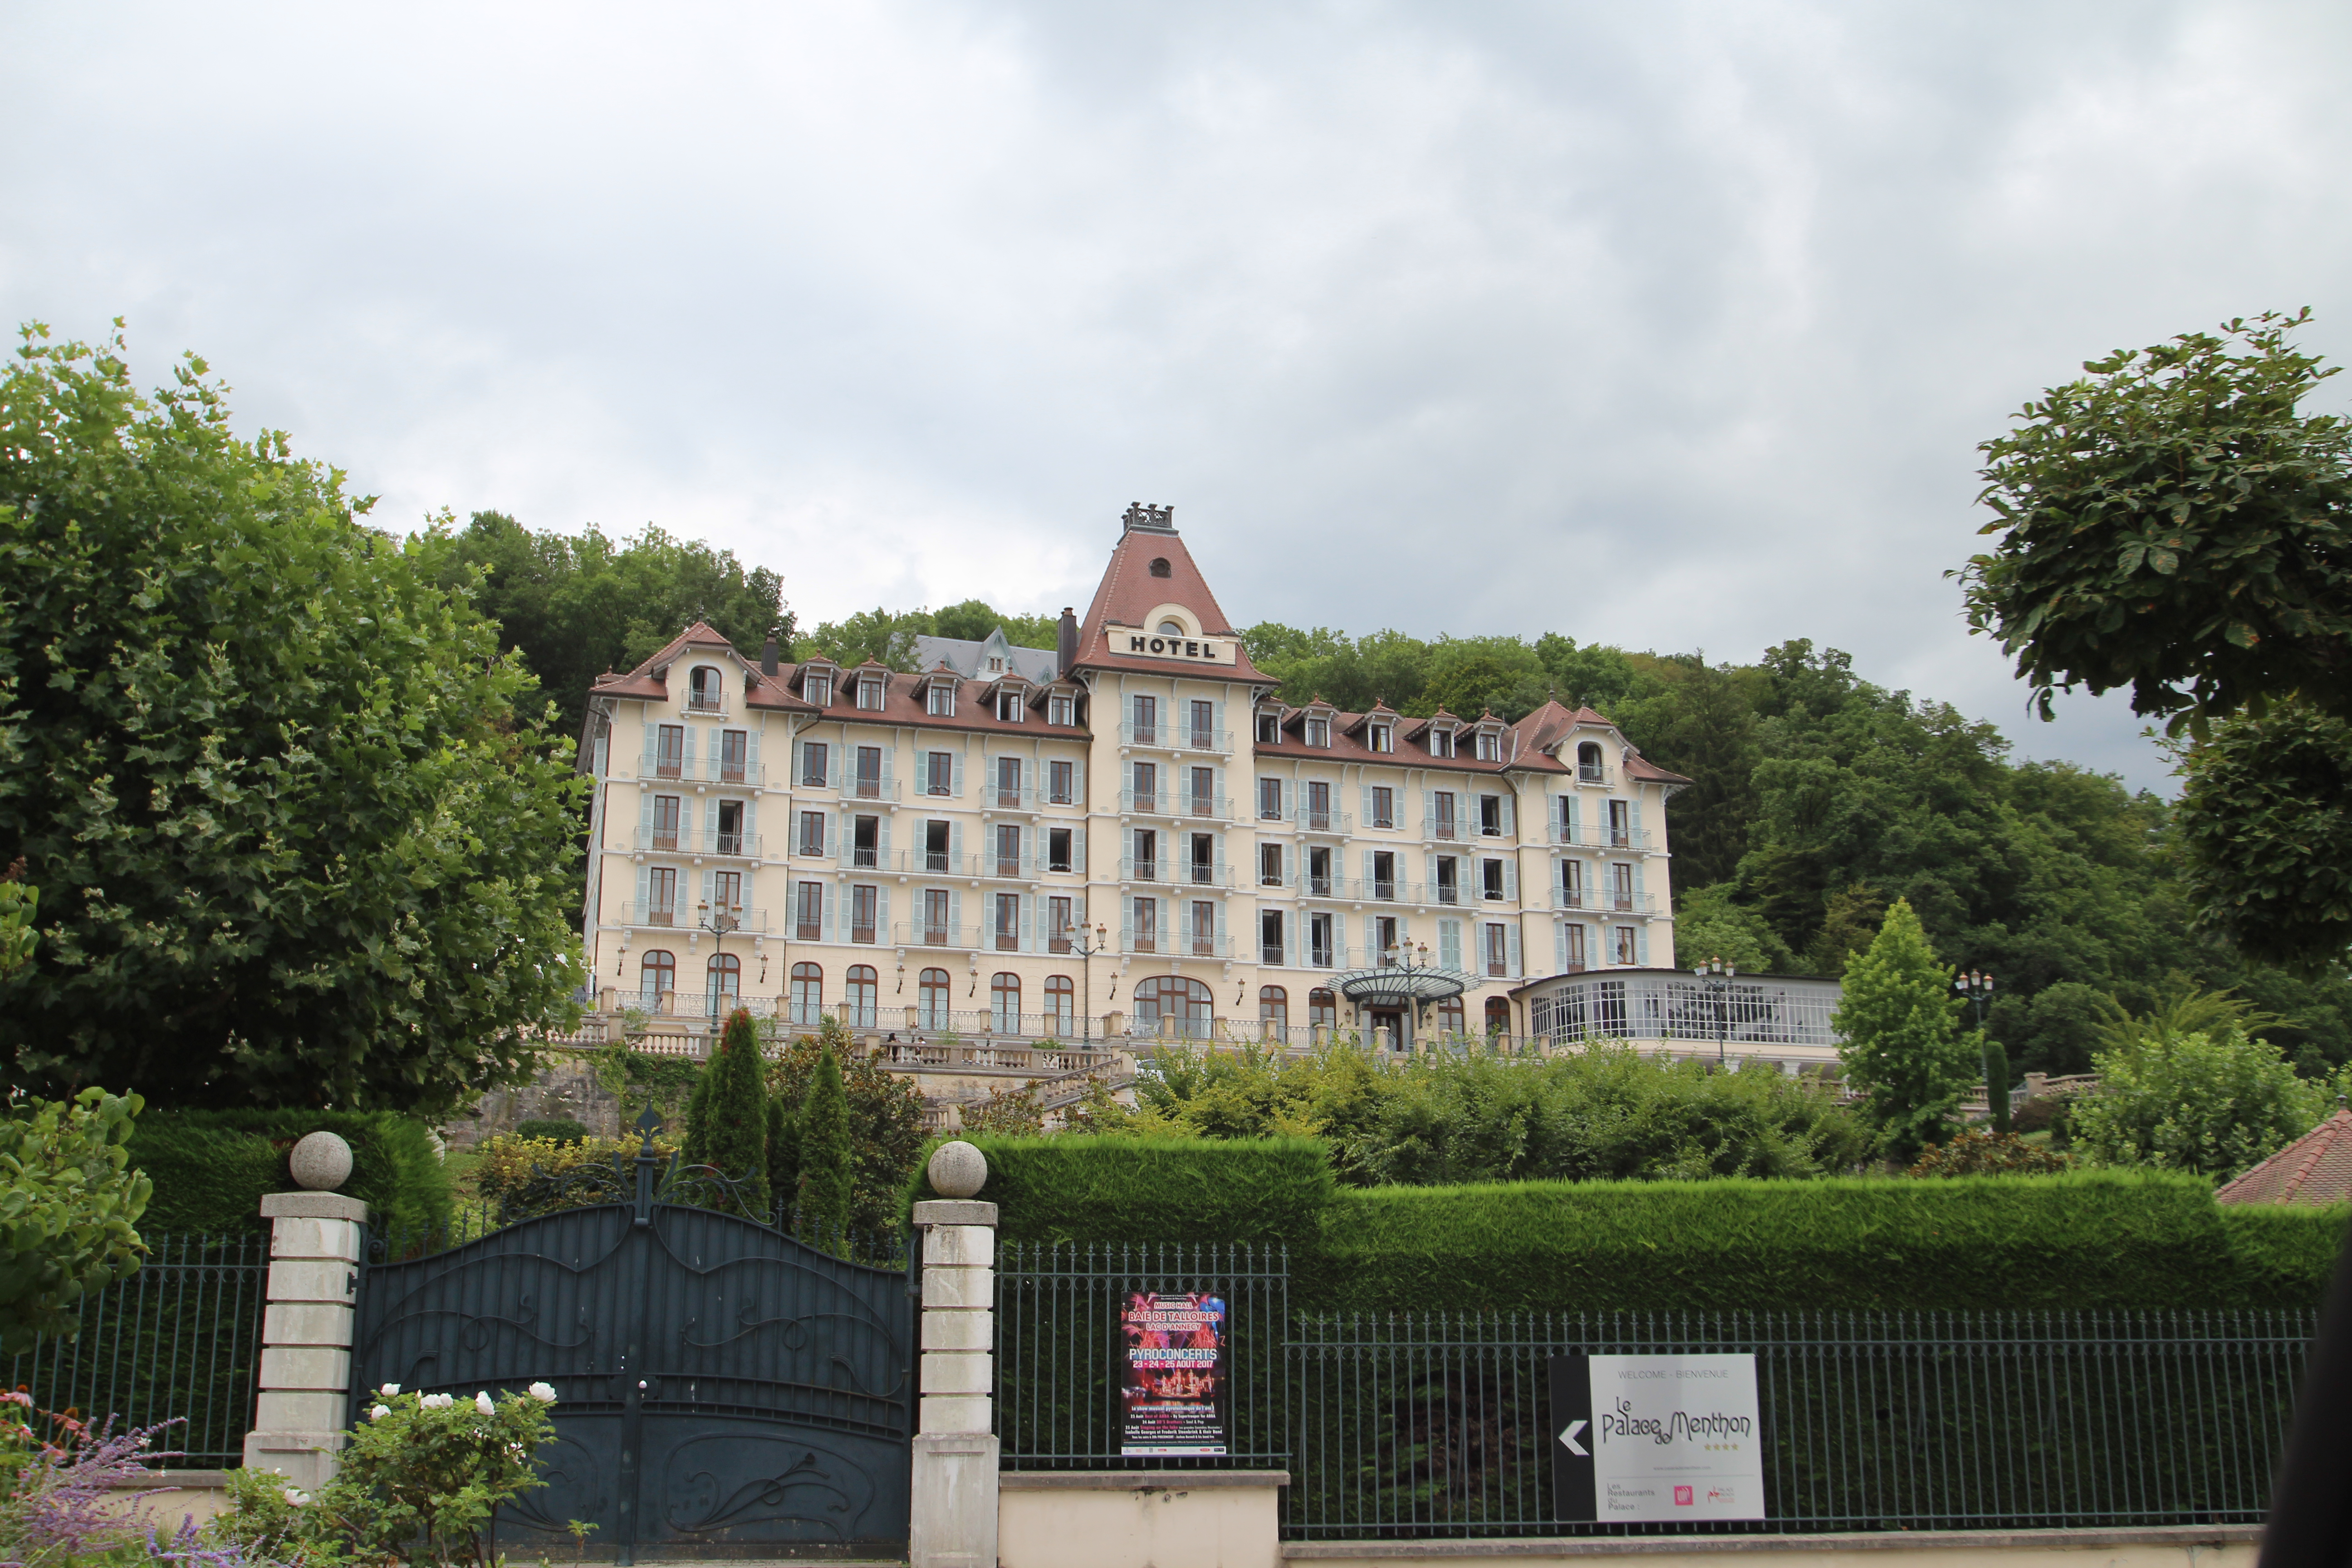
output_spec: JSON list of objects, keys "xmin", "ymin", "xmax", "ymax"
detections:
[{"xmin": 1120, "ymin": 1292, "xmax": 1228, "ymax": 1455}]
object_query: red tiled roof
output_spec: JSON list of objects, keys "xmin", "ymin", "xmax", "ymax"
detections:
[
  {"xmin": 2216, "ymin": 1107, "xmax": 2352, "ymax": 1206},
  {"xmin": 1252, "ymin": 703, "xmax": 1568, "ymax": 776},
  {"xmin": 1071, "ymin": 523, "xmax": 1272, "ymax": 682}
]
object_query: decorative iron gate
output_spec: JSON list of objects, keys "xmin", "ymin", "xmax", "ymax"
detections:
[{"xmin": 350, "ymin": 1136, "xmax": 912, "ymax": 1562}]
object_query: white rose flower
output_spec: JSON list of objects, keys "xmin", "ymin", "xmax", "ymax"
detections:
[
  {"xmin": 282, "ymin": 1489, "xmax": 310, "ymax": 1506},
  {"xmin": 369, "ymin": 1404, "xmax": 391, "ymax": 1421},
  {"xmin": 421, "ymin": 1393, "xmax": 453, "ymax": 1409},
  {"xmin": 528, "ymin": 1382, "xmax": 558, "ymax": 1404},
  {"xmin": 379, "ymin": 1383, "xmax": 400, "ymax": 1396},
  {"xmin": 475, "ymin": 1391, "xmax": 496, "ymax": 1416}
]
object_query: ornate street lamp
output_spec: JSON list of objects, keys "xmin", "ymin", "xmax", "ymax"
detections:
[
  {"xmin": 1693, "ymin": 956, "xmax": 1737, "ymax": 1067},
  {"xmin": 1067, "ymin": 920, "xmax": 1112, "ymax": 1044},
  {"xmin": 1955, "ymin": 970, "xmax": 1995, "ymax": 1031}
]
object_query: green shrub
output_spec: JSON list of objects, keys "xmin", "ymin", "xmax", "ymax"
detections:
[
  {"xmin": 2217, "ymin": 1203, "xmax": 2352, "ymax": 1307},
  {"xmin": 1906, "ymin": 1130, "xmax": 2070, "ymax": 1176},
  {"xmin": 1303, "ymin": 1169, "xmax": 2314, "ymax": 1313},
  {"xmin": 912, "ymin": 1135, "xmax": 1334, "ymax": 1247},
  {"xmin": 509, "ymin": 1118, "xmax": 588, "ymax": 1145},
  {"xmin": 129, "ymin": 1109, "xmax": 451, "ymax": 1236},
  {"xmin": 1, "ymin": 1087, "xmax": 151, "ymax": 1354}
]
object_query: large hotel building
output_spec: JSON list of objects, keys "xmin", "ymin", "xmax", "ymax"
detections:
[{"xmin": 575, "ymin": 506, "xmax": 1841, "ymax": 1072}]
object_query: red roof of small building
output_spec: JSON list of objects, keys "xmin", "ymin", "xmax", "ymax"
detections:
[{"xmin": 2216, "ymin": 1106, "xmax": 2352, "ymax": 1206}]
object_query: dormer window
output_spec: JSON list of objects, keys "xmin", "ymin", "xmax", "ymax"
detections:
[
  {"xmin": 1368, "ymin": 723, "xmax": 1394, "ymax": 754},
  {"xmin": 806, "ymin": 672, "xmax": 833, "ymax": 707},
  {"xmin": 1157, "ymin": 620, "xmax": 1184, "ymax": 637},
  {"xmin": 1305, "ymin": 716, "xmax": 1332, "ymax": 748},
  {"xmin": 857, "ymin": 676, "xmax": 884, "ymax": 711},
  {"xmin": 1150, "ymin": 557, "xmax": 1172, "ymax": 578},
  {"xmin": 1429, "ymin": 728, "xmax": 1455, "ymax": 759},
  {"xmin": 1049, "ymin": 692, "xmax": 1075, "ymax": 726},
  {"xmin": 1475, "ymin": 730, "xmax": 1500, "ymax": 762},
  {"xmin": 1257, "ymin": 710, "xmax": 1280, "ymax": 745},
  {"xmin": 688, "ymin": 666, "xmax": 724, "ymax": 713},
  {"xmin": 1577, "ymin": 742, "xmax": 1604, "ymax": 782},
  {"xmin": 997, "ymin": 691, "xmax": 1023, "ymax": 723},
  {"xmin": 989, "ymin": 656, "xmax": 1005, "ymax": 673},
  {"xmin": 927, "ymin": 681, "xmax": 956, "ymax": 717}
]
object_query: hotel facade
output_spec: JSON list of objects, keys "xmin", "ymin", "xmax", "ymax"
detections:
[{"xmin": 574, "ymin": 505, "xmax": 1838, "ymax": 1065}]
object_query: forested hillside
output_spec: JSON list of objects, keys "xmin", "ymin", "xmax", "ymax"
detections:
[{"xmin": 437, "ymin": 512, "xmax": 2351, "ymax": 1081}]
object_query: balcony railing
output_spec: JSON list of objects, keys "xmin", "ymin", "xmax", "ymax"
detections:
[
  {"xmin": 891, "ymin": 921, "xmax": 982, "ymax": 951},
  {"xmin": 620, "ymin": 902, "xmax": 769, "ymax": 932},
  {"xmin": 1119, "ymin": 855, "xmax": 1161, "ymax": 883},
  {"xmin": 843, "ymin": 776, "xmax": 902, "ymax": 803},
  {"xmin": 1549, "ymin": 823, "xmax": 1655, "ymax": 850},
  {"xmin": 1120, "ymin": 720, "xmax": 1234, "ymax": 754},
  {"xmin": 1181, "ymin": 933, "xmax": 1233, "ymax": 959},
  {"xmin": 1179, "ymin": 794, "xmax": 1231, "ymax": 821},
  {"xmin": 1549, "ymin": 886, "xmax": 1659, "ymax": 914},
  {"xmin": 1263, "ymin": 806, "xmax": 1354, "ymax": 834},
  {"xmin": 1120, "ymin": 788, "xmax": 1169, "ymax": 816},
  {"xmin": 990, "ymin": 785, "xmax": 1037, "ymax": 811},
  {"xmin": 1426, "ymin": 815, "xmax": 1464, "ymax": 842},
  {"xmin": 685, "ymin": 693, "xmax": 728, "ymax": 716},
  {"xmin": 632, "ymin": 828, "xmax": 761, "ymax": 859}
]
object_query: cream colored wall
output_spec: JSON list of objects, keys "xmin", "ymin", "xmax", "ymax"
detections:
[
  {"xmin": 999, "ymin": 1475, "xmax": 1283, "ymax": 1568},
  {"xmin": 581, "ymin": 652, "xmax": 1678, "ymax": 1034},
  {"xmin": 1288, "ymin": 1537, "xmax": 2252, "ymax": 1568}
]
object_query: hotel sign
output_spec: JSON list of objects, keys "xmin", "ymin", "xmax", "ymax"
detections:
[{"xmin": 1120, "ymin": 630, "xmax": 1236, "ymax": 665}]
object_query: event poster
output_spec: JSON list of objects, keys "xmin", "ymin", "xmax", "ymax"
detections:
[
  {"xmin": 1549, "ymin": 1352, "xmax": 1765, "ymax": 1523},
  {"xmin": 1120, "ymin": 1292, "xmax": 1228, "ymax": 1455}
]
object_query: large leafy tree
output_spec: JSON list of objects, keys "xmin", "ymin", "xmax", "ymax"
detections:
[
  {"xmin": 1959, "ymin": 311, "xmax": 2352, "ymax": 973},
  {"xmin": 0, "ymin": 325, "xmax": 586, "ymax": 1114},
  {"xmin": 1959, "ymin": 309, "xmax": 2351, "ymax": 727}
]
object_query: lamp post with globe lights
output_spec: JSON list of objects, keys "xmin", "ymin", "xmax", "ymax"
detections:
[{"xmin": 1693, "ymin": 956, "xmax": 1737, "ymax": 1067}]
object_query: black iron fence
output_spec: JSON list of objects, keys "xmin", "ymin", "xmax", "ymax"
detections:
[
  {"xmin": 995, "ymin": 1242, "xmax": 1289, "ymax": 1470},
  {"xmin": 1284, "ymin": 1309, "xmax": 2313, "ymax": 1540},
  {"xmin": 4, "ymin": 1232, "xmax": 270, "ymax": 1469}
]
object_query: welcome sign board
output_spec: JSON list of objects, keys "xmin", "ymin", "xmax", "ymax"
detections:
[{"xmin": 1549, "ymin": 1353, "xmax": 1765, "ymax": 1523}]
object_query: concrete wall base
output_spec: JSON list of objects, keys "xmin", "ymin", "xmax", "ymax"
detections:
[
  {"xmin": 911, "ymin": 1432, "xmax": 1000, "ymax": 1568},
  {"xmin": 998, "ymin": 1471, "xmax": 1288, "ymax": 1568},
  {"xmin": 1279, "ymin": 1525, "xmax": 2262, "ymax": 1567}
]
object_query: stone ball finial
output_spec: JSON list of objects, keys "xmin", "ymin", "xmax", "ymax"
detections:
[
  {"xmin": 927, "ymin": 1140, "xmax": 988, "ymax": 1199},
  {"xmin": 289, "ymin": 1131, "xmax": 354, "ymax": 1192}
]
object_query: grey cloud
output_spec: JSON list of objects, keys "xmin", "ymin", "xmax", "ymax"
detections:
[{"xmin": 5, "ymin": 0, "xmax": 2348, "ymax": 791}]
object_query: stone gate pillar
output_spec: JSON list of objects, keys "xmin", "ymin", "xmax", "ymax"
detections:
[
  {"xmin": 243, "ymin": 1133, "xmax": 368, "ymax": 1490},
  {"xmin": 909, "ymin": 1141, "xmax": 997, "ymax": 1568}
]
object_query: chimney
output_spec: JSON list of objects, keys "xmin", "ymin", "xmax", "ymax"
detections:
[
  {"xmin": 1055, "ymin": 607, "xmax": 1078, "ymax": 679},
  {"xmin": 760, "ymin": 627, "xmax": 779, "ymax": 676}
]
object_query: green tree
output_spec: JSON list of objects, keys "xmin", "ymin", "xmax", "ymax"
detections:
[
  {"xmin": 1983, "ymin": 1039, "xmax": 2013, "ymax": 1134},
  {"xmin": 0, "ymin": 1086, "xmax": 150, "ymax": 1354},
  {"xmin": 766, "ymin": 1093, "xmax": 801, "ymax": 1212},
  {"xmin": 2172, "ymin": 705, "xmax": 2352, "ymax": 972},
  {"xmin": 762, "ymin": 1017, "xmax": 925, "ymax": 1234},
  {"xmin": 2073, "ymin": 1028, "xmax": 2324, "ymax": 1180},
  {"xmin": 1960, "ymin": 309, "xmax": 2352, "ymax": 727},
  {"xmin": 797, "ymin": 1042, "xmax": 854, "ymax": 1238},
  {"xmin": 1671, "ymin": 885, "xmax": 1797, "ymax": 975},
  {"xmin": 1960, "ymin": 311, "xmax": 2352, "ymax": 973},
  {"xmin": 683, "ymin": 1008, "xmax": 769, "ymax": 1218},
  {"xmin": 0, "ymin": 325, "xmax": 585, "ymax": 1115},
  {"xmin": 1832, "ymin": 900, "xmax": 1980, "ymax": 1161},
  {"xmin": 436, "ymin": 512, "xmax": 791, "ymax": 739}
]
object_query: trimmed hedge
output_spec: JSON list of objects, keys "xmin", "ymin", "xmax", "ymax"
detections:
[
  {"xmin": 1310, "ymin": 1170, "xmax": 2343, "ymax": 1312},
  {"xmin": 128, "ymin": 1109, "xmax": 452, "ymax": 1237},
  {"xmin": 926, "ymin": 1138, "xmax": 2349, "ymax": 1311},
  {"xmin": 909, "ymin": 1135, "xmax": 1332, "ymax": 1247}
]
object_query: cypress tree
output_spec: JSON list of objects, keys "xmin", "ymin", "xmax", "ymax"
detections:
[
  {"xmin": 799, "ymin": 1043, "xmax": 853, "ymax": 1243},
  {"xmin": 1984, "ymin": 1039, "xmax": 2013, "ymax": 1136},
  {"xmin": 1831, "ymin": 898, "xmax": 1978, "ymax": 1163},
  {"xmin": 681, "ymin": 1051, "xmax": 717, "ymax": 1166},
  {"xmin": 766, "ymin": 1094, "xmax": 802, "ymax": 1226},
  {"xmin": 688, "ymin": 1008, "xmax": 770, "ymax": 1218}
]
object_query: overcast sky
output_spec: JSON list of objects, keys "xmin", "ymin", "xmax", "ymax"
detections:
[{"xmin": 7, "ymin": 1, "xmax": 2349, "ymax": 793}]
